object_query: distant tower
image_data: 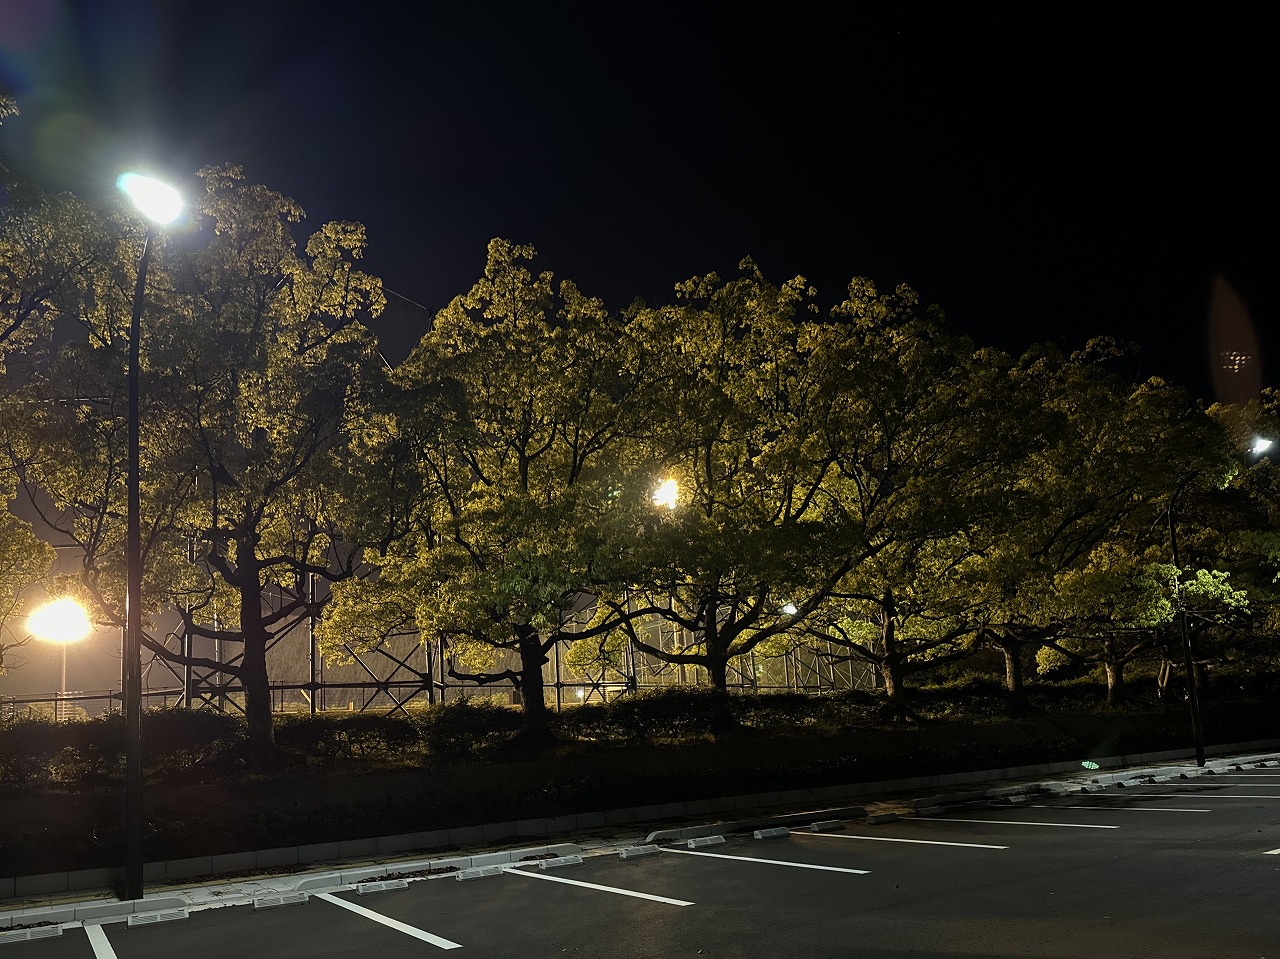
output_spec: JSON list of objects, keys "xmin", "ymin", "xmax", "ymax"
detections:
[{"xmin": 1207, "ymin": 273, "xmax": 1262, "ymax": 405}]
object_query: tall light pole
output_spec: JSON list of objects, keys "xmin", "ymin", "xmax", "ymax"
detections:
[
  {"xmin": 1168, "ymin": 474, "xmax": 1205, "ymax": 768},
  {"xmin": 117, "ymin": 171, "xmax": 182, "ymax": 901}
]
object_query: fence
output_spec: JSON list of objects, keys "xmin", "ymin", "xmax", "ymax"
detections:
[{"xmin": 2, "ymin": 610, "xmax": 880, "ymax": 721}]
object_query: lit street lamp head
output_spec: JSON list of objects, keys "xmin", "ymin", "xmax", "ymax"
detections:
[
  {"xmin": 117, "ymin": 172, "xmax": 183, "ymax": 224},
  {"xmin": 27, "ymin": 597, "xmax": 92, "ymax": 645},
  {"xmin": 653, "ymin": 478, "xmax": 678, "ymax": 510}
]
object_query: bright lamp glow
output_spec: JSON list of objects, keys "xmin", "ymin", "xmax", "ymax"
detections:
[
  {"xmin": 652, "ymin": 478, "xmax": 678, "ymax": 509},
  {"xmin": 27, "ymin": 598, "xmax": 93, "ymax": 645},
  {"xmin": 117, "ymin": 172, "xmax": 183, "ymax": 225},
  {"xmin": 1253, "ymin": 436, "xmax": 1274, "ymax": 456}
]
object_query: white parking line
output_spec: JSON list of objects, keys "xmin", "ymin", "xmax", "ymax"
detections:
[
  {"xmin": 1264, "ymin": 848, "xmax": 1280, "ymax": 855},
  {"xmin": 1136, "ymin": 781, "xmax": 1280, "ymax": 786},
  {"xmin": 316, "ymin": 893, "xmax": 463, "ymax": 949},
  {"xmin": 916, "ymin": 817, "xmax": 1118, "ymax": 829},
  {"xmin": 85, "ymin": 925, "xmax": 118, "ymax": 959},
  {"xmin": 1124, "ymin": 794, "xmax": 1280, "ymax": 800},
  {"xmin": 1028, "ymin": 805, "xmax": 1211, "ymax": 813},
  {"xmin": 796, "ymin": 832, "xmax": 1008, "ymax": 849},
  {"xmin": 502, "ymin": 866, "xmax": 694, "ymax": 905},
  {"xmin": 661, "ymin": 847, "xmax": 870, "ymax": 873}
]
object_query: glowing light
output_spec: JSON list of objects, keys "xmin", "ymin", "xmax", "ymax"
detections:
[
  {"xmin": 27, "ymin": 598, "xmax": 93, "ymax": 645},
  {"xmin": 117, "ymin": 172, "xmax": 183, "ymax": 225},
  {"xmin": 781, "ymin": 603, "xmax": 798, "ymax": 616},
  {"xmin": 1253, "ymin": 436, "xmax": 1274, "ymax": 456},
  {"xmin": 1220, "ymin": 350, "xmax": 1253, "ymax": 373},
  {"xmin": 652, "ymin": 478, "xmax": 678, "ymax": 509},
  {"xmin": 1081, "ymin": 760, "xmax": 1100, "ymax": 770}
]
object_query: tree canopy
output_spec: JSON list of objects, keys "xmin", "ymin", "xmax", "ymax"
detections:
[{"xmin": 1, "ymin": 155, "xmax": 1277, "ymax": 746}]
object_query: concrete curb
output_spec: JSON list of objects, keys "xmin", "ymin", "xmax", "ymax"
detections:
[
  {"xmin": 0, "ymin": 844, "xmax": 584, "ymax": 930},
  {"xmin": 292, "ymin": 842, "xmax": 583, "ymax": 892},
  {"xmin": 645, "ymin": 807, "xmax": 868, "ymax": 844},
  {"xmin": 649, "ymin": 744, "xmax": 1280, "ymax": 844},
  {"xmin": 0, "ymin": 895, "xmax": 190, "ymax": 930}
]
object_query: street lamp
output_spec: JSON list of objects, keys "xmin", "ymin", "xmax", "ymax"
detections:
[
  {"xmin": 27, "ymin": 598, "xmax": 93, "ymax": 715},
  {"xmin": 118, "ymin": 170, "xmax": 182, "ymax": 901},
  {"xmin": 1168, "ymin": 475, "xmax": 1205, "ymax": 768},
  {"xmin": 652, "ymin": 478, "xmax": 678, "ymax": 510}
]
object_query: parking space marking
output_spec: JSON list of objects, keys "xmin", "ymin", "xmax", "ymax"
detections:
[
  {"xmin": 915, "ymin": 817, "xmax": 1119, "ymax": 829},
  {"xmin": 1028, "ymin": 804, "xmax": 1212, "ymax": 813},
  {"xmin": 1124, "ymin": 793, "xmax": 1280, "ymax": 800},
  {"xmin": 795, "ymin": 832, "xmax": 1008, "ymax": 849},
  {"xmin": 661, "ymin": 847, "xmax": 870, "ymax": 874},
  {"xmin": 85, "ymin": 925, "xmax": 119, "ymax": 959},
  {"xmin": 316, "ymin": 893, "xmax": 463, "ymax": 949},
  {"xmin": 1140, "ymin": 781, "xmax": 1280, "ymax": 786},
  {"xmin": 502, "ymin": 866, "xmax": 694, "ymax": 905}
]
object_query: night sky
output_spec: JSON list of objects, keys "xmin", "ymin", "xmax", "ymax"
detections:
[{"xmin": 1, "ymin": 1, "xmax": 1275, "ymax": 398}]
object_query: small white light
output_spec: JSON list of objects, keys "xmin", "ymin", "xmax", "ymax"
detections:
[
  {"xmin": 781, "ymin": 603, "xmax": 798, "ymax": 616},
  {"xmin": 1252, "ymin": 436, "xmax": 1274, "ymax": 456},
  {"xmin": 117, "ymin": 172, "xmax": 183, "ymax": 225}
]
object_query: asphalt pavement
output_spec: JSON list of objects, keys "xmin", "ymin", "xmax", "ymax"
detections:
[{"xmin": 4, "ymin": 749, "xmax": 1279, "ymax": 956}]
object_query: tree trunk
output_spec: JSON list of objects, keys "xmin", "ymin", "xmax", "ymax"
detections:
[
  {"xmin": 880, "ymin": 657, "xmax": 912, "ymax": 720},
  {"xmin": 237, "ymin": 605, "xmax": 283, "ymax": 769},
  {"xmin": 1157, "ymin": 659, "xmax": 1173, "ymax": 702},
  {"xmin": 1104, "ymin": 659, "xmax": 1126, "ymax": 707},
  {"xmin": 240, "ymin": 629, "xmax": 278, "ymax": 765},
  {"xmin": 996, "ymin": 634, "xmax": 1031, "ymax": 716},
  {"xmin": 878, "ymin": 597, "xmax": 911, "ymax": 721},
  {"xmin": 707, "ymin": 656, "xmax": 728, "ymax": 691},
  {"xmin": 704, "ymin": 657, "xmax": 739, "ymax": 736},
  {"xmin": 515, "ymin": 626, "xmax": 550, "ymax": 743}
]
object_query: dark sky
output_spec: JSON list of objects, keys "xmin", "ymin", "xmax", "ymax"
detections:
[{"xmin": 1, "ymin": 1, "xmax": 1275, "ymax": 398}]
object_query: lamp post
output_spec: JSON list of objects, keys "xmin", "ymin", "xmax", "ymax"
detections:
[
  {"xmin": 117, "ymin": 171, "xmax": 182, "ymax": 901},
  {"xmin": 1168, "ymin": 475, "xmax": 1205, "ymax": 768},
  {"xmin": 27, "ymin": 598, "xmax": 93, "ymax": 719}
]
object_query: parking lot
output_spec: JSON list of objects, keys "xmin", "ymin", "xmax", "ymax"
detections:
[{"xmin": 7, "ymin": 763, "xmax": 1280, "ymax": 958}]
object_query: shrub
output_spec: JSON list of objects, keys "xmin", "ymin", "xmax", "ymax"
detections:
[
  {"xmin": 142, "ymin": 709, "xmax": 245, "ymax": 776},
  {"xmin": 0, "ymin": 717, "xmax": 64, "ymax": 785},
  {"xmin": 414, "ymin": 698, "xmax": 523, "ymax": 762},
  {"xmin": 275, "ymin": 712, "xmax": 420, "ymax": 762}
]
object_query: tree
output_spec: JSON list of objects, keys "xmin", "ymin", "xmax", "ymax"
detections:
[
  {"xmin": 322, "ymin": 239, "xmax": 651, "ymax": 742},
  {"xmin": 784, "ymin": 281, "xmax": 1019, "ymax": 717},
  {"xmin": 576, "ymin": 262, "xmax": 865, "ymax": 718},
  {"xmin": 3, "ymin": 166, "xmax": 386, "ymax": 763},
  {"xmin": 0, "ymin": 510, "xmax": 55, "ymax": 675},
  {"xmin": 973, "ymin": 346, "xmax": 1237, "ymax": 709}
]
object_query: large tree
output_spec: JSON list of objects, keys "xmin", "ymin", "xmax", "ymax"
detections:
[
  {"xmin": 3, "ymin": 166, "xmax": 386, "ymax": 762},
  {"xmin": 589, "ymin": 271, "xmax": 997, "ymax": 715},
  {"xmin": 784, "ymin": 282, "xmax": 1020, "ymax": 717},
  {"xmin": 969, "ymin": 344, "xmax": 1237, "ymax": 710},
  {"xmin": 322, "ymin": 239, "xmax": 652, "ymax": 741}
]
